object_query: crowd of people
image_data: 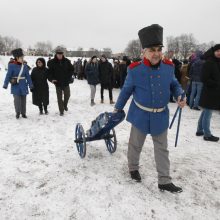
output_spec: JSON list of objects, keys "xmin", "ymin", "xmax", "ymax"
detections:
[{"xmin": 2, "ymin": 24, "xmax": 220, "ymax": 193}]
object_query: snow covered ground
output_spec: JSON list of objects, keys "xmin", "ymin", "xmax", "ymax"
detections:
[{"xmin": 0, "ymin": 56, "xmax": 220, "ymax": 220}]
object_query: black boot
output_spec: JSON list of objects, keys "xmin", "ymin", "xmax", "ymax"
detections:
[
  {"xmin": 130, "ymin": 170, "xmax": 141, "ymax": 182},
  {"xmin": 22, "ymin": 114, "xmax": 27, "ymax": 118},
  {"xmin": 196, "ymin": 131, "xmax": 204, "ymax": 136},
  {"xmin": 91, "ymin": 99, "xmax": 95, "ymax": 106},
  {"xmin": 64, "ymin": 106, "xmax": 68, "ymax": 111},
  {"xmin": 44, "ymin": 105, "xmax": 48, "ymax": 115},
  {"xmin": 39, "ymin": 105, "xmax": 43, "ymax": 115},
  {"xmin": 16, "ymin": 112, "xmax": 20, "ymax": 119},
  {"xmin": 204, "ymin": 135, "xmax": 219, "ymax": 142},
  {"xmin": 158, "ymin": 183, "xmax": 183, "ymax": 193}
]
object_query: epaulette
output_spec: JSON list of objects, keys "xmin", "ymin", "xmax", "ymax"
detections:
[
  {"xmin": 162, "ymin": 59, "xmax": 174, "ymax": 66},
  {"xmin": 129, "ymin": 61, "xmax": 141, "ymax": 70}
]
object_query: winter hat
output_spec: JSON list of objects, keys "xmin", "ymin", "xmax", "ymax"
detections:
[
  {"xmin": 11, "ymin": 48, "xmax": 24, "ymax": 58},
  {"xmin": 55, "ymin": 46, "xmax": 64, "ymax": 54},
  {"xmin": 195, "ymin": 50, "xmax": 203, "ymax": 59},
  {"xmin": 138, "ymin": 24, "xmax": 163, "ymax": 49},
  {"xmin": 213, "ymin": 44, "xmax": 220, "ymax": 52},
  {"xmin": 101, "ymin": 54, "xmax": 107, "ymax": 59},
  {"xmin": 122, "ymin": 56, "xmax": 128, "ymax": 62},
  {"xmin": 91, "ymin": 56, "xmax": 97, "ymax": 61}
]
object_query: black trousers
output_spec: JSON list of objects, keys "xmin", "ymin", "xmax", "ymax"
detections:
[
  {"xmin": 55, "ymin": 86, "xmax": 70, "ymax": 113},
  {"xmin": 100, "ymin": 85, "xmax": 113, "ymax": 100}
]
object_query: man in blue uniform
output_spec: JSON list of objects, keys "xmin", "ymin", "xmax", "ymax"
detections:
[{"xmin": 114, "ymin": 24, "xmax": 186, "ymax": 193}]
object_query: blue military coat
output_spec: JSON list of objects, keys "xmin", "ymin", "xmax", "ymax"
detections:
[
  {"xmin": 3, "ymin": 61, "xmax": 33, "ymax": 96},
  {"xmin": 115, "ymin": 58, "xmax": 183, "ymax": 135}
]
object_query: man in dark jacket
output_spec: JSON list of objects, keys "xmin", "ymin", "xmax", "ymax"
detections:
[
  {"xmin": 189, "ymin": 51, "xmax": 204, "ymax": 110},
  {"xmin": 47, "ymin": 47, "xmax": 74, "ymax": 116},
  {"xmin": 99, "ymin": 54, "xmax": 114, "ymax": 104},
  {"xmin": 196, "ymin": 44, "xmax": 220, "ymax": 142}
]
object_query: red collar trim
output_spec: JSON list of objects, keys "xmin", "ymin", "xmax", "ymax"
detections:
[
  {"xmin": 143, "ymin": 57, "xmax": 151, "ymax": 67},
  {"xmin": 11, "ymin": 61, "xmax": 22, "ymax": 65}
]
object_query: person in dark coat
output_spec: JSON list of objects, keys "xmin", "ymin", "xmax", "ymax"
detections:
[
  {"xmin": 196, "ymin": 44, "xmax": 220, "ymax": 142},
  {"xmin": 189, "ymin": 51, "xmax": 205, "ymax": 110},
  {"xmin": 31, "ymin": 58, "xmax": 49, "ymax": 115},
  {"xmin": 119, "ymin": 56, "xmax": 129, "ymax": 88},
  {"xmin": 75, "ymin": 58, "xmax": 83, "ymax": 80},
  {"xmin": 113, "ymin": 59, "xmax": 120, "ymax": 88},
  {"xmin": 47, "ymin": 47, "xmax": 74, "ymax": 116},
  {"xmin": 85, "ymin": 56, "xmax": 100, "ymax": 106},
  {"xmin": 99, "ymin": 54, "xmax": 114, "ymax": 104}
]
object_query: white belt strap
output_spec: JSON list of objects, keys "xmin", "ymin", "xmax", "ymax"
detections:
[
  {"xmin": 134, "ymin": 99, "xmax": 166, "ymax": 113},
  {"xmin": 17, "ymin": 64, "xmax": 24, "ymax": 83}
]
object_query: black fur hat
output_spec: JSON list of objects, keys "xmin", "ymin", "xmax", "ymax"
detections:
[
  {"xmin": 138, "ymin": 24, "xmax": 163, "ymax": 49},
  {"xmin": 213, "ymin": 44, "xmax": 220, "ymax": 52},
  {"xmin": 11, "ymin": 48, "xmax": 24, "ymax": 58}
]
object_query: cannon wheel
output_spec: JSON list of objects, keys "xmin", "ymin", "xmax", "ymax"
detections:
[
  {"xmin": 105, "ymin": 128, "xmax": 117, "ymax": 154},
  {"xmin": 75, "ymin": 123, "xmax": 86, "ymax": 158}
]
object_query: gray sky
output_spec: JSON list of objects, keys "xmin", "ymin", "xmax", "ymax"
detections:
[{"xmin": 1, "ymin": 0, "xmax": 219, "ymax": 53}]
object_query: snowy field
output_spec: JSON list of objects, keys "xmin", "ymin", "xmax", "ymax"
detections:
[{"xmin": 0, "ymin": 56, "xmax": 220, "ymax": 220}]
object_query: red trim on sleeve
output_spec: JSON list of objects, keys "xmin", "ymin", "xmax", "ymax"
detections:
[{"xmin": 162, "ymin": 59, "xmax": 174, "ymax": 66}]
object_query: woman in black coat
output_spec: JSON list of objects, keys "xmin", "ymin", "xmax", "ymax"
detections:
[
  {"xmin": 196, "ymin": 44, "xmax": 220, "ymax": 142},
  {"xmin": 31, "ymin": 58, "xmax": 49, "ymax": 114}
]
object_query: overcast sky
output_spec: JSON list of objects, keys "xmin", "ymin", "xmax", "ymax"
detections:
[{"xmin": 0, "ymin": 0, "xmax": 219, "ymax": 53}]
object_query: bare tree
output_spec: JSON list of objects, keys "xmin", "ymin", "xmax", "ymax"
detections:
[
  {"xmin": 178, "ymin": 34, "xmax": 197, "ymax": 59},
  {"xmin": 125, "ymin": 39, "xmax": 141, "ymax": 58},
  {"xmin": 35, "ymin": 41, "xmax": 53, "ymax": 56}
]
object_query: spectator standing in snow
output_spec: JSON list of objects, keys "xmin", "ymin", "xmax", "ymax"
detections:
[
  {"xmin": 119, "ymin": 56, "xmax": 129, "ymax": 88},
  {"xmin": 180, "ymin": 59, "xmax": 189, "ymax": 91},
  {"xmin": 31, "ymin": 58, "xmax": 49, "ymax": 115},
  {"xmin": 3, "ymin": 48, "xmax": 33, "ymax": 119},
  {"xmin": 47, "ymin": 46, "xmax": 74, "ymax": 116},
  {"xmin": 99, "ymin": 54, "xmax": 114, "ymax": 104},
  {"xmin": 196, "ymin": 44, "xmax": 220, "ymax": 142},
  {"xmin": 189, "ymin": 51, "xmax": 204, "ymax": 110},
  {"xmin": 85, "ymin": 56, "xmax": 100, "ymax": 106},
  {"xmin": 75, "ymin": 58, "xmax": 83, "ymax": 80},
  {"xmin": 113, "ymin": 59, "xmax": 120, "ymax": 88},
  {"xmin": 114, "ymin": 24, "xmax": 186, "ymax": 193}
]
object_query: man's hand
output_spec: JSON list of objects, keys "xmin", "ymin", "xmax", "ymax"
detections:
[
  {"xmin": 177, "ymin": 95, "xmax": 186, "ymax": 108},
  {"xmin": 52, "ymin": 80, "xmax": 57, "ymax": 84}
]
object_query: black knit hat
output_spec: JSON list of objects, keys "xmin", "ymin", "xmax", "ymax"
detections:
[
  {"xmin": 138, "ymin": 24, "xmax": 163, "ymax": 49},
  {"xmin": 213, "ymin": 44, "xmax": 220, "ymax": 52},
  {"xmin": 91, "ymin": 56, "xmax": 97, "ymax": 61},
  {"xmin": 11, "ymin": 48, "xmax": 24, "ymax": 58}
]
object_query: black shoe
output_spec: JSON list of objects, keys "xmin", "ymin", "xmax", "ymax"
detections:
[
  {"xmin": 193, "ymin": 107, "xmax": 200, "ymax": 111},
  {"xmin": 204, "ymin": 135, "xmax": 219, "ymax": 142},
  {"xmin": 44, "ymin": 110, "xmax": 48, "ymax": 115},
  {"xmin": 158, "ymin": 183, "xmax": 183, "ymax": 193},
  {"xmin": 16, "ymin": 113, "xmax": 20, "ymax": 119},
  {"xmin": 64, "ymin": 106, "xmax": 68, "ymax": 111},
  {"xmin": 130, "ymin": 170, "xmax": 141, "ymax": 182},
  {"xmin": 39, "ymin": 110, "xmax": 43, "ymax": 115},
  {"xmin": 196, "ymin": 131, "xmax": 204, "ymax": 136},
  {"xmin": 60, "ymin": 112, "xmax": 64, "ymax": 116},
  {"xmin": 22, "ymin": 114, "xmax": 27, "ymax": 118}
]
